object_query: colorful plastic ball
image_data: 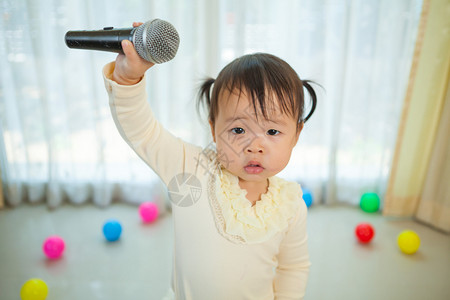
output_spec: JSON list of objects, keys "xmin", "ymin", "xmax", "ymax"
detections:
[
  {"xmin": 139, "ymin": 202, "xmax": 159, "ymax": 223},
  {"xmin": 355, "ymin": 223, "xmax": 375, "ymax": 243},
  {"xmin": 302, "ymin": 188, "xmax": 313, "ymax": 208},
  {"xmin": 20, "ymin": 278, "xmax": 48, "ymax": 300},
  {"xmin": 42, "ymin": 236, "xmax": 65, "ymax": 259},
  {"xmin": 397, "ymin": 230, "xmax": 420, "ymax": 254},
  {"xmin": 360, "ymin": 193, "xmax": 380, "ymax": 213},
  {"xmin": 103, "ymin": 219, "xmax": 122, "ymax": 242}
]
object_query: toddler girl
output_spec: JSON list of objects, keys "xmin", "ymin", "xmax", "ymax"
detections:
[{"xmin": 103, "ymin": 23, "xmax": 317, "ymax": 300}]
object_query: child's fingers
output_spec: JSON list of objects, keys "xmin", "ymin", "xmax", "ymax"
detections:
[
  {"xmin": 121, "ymin": 40, "xmax": 140, "ymax": 59},
  {"xmin": 133, "ymin": 22, "xmax": 144, "ymax": 27}
]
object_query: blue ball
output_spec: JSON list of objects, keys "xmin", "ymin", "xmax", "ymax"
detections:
[
  {"xmin": 103, "ymin": 219, "xmax": 122, "ymax": 242},
  {"xmin": 302, "ymin": 188, "xmax": 313, "ymax": 208}
]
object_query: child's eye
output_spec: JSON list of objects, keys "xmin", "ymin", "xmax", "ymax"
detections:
[
  {"xmin": 267, "ymin": 129, "xmax": 280, "ymax": 136},
  {"xmin": 231, "ymin": 127, "xmax": 245, "ymax": 134}
]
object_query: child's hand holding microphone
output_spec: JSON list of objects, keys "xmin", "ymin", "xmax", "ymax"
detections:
[
  {"xmin": 65, "ymin": 19, "xmax": 180, "ymax": 85},
  {"xmin": 113, "ymin": 22, "xmax": 155, "ymax": 85}
]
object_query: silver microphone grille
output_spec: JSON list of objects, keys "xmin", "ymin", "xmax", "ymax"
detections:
[{"xmin": 133, "ymin": 19, "xmax": 180, "ymax": 64}]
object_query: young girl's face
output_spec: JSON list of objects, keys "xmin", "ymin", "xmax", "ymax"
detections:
[{"xmin": 210, "ymin": 89, "xmax": 302, "ymax": 184}]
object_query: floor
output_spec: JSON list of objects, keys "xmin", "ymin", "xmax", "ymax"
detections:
[{"xmin": 0, "ymin": 203, "xmax": 449, "ymax": 300}]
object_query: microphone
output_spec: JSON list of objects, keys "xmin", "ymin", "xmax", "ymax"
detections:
[{"xmin": 65, "ymin": 19, "xmax": 180, "ymax": 64}]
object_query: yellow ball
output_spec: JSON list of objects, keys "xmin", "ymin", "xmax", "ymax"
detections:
[
  {"xmin": 397, "ymin": 230, "xmax": 420, "ymax": 254},
  {"xmin": 20, "ymin": 278, "xmax": 48, "ymax": 300}
]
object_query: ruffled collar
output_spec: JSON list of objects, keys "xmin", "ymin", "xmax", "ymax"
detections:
[{"xmin": 208, "ymin": 167, "xmax": 302, "ymax": 244}]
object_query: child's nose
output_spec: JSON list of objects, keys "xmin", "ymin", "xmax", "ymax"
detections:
[{"xmin": 244, "ymin": 138, "xmax": 264, "ymax": 154}]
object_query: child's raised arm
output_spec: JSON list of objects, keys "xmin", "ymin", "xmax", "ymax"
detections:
[{"xmin": 103, "ymin": 22, "xmax": 202, "ymax": 186}]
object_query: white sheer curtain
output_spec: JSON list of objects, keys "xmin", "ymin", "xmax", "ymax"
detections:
[{"xmin": 0, "ymin": 0, "xmax": 422, "ymax": 208}]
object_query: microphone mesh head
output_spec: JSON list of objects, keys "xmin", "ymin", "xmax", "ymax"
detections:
[{"xmin": 134, "ymin": 19, "xmax": 180, "ymax": 64}]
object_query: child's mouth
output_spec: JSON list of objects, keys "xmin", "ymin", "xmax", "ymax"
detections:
[{"xmin": 244, "ymin": 161, "xmax": 264, "ymax": 174}]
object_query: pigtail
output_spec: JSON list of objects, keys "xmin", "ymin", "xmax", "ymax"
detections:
[
  {"xmin": 196, "ymin": 77, "xmax": 215, "ymax": 120},
  {"xmin": 302, "ymin": 80, "xmax": 318, "ymax": 123}
]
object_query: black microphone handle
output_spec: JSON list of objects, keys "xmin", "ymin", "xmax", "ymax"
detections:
[{"xmin": 65, "ymin": 27, "xmax": 137, "ymax": 53}]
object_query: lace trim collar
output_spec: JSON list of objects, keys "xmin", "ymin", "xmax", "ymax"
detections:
[{"xmin": 207, "ymin": 162, "xmax": 301, "ymax": 244}]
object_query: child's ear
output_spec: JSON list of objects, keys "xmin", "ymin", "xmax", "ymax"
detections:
[
  {"xmin": 295, "ymin": 121, "xmax": 304, "ymax": 144},
  {"xmin": 209, "ymin": 120, "xmax": 216, "ymax": 142}
]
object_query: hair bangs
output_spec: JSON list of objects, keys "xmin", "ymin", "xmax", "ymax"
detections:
[
  {"xmin": 199, "ymin": 53, "xmax": 316, "ymax": 128},
  {"xmin": 220, "ymin": 54, "xmax": 300, "ymax": 123}
]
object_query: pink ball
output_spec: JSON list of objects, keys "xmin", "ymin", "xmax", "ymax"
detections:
[
  {"xmin": 42, "ymin": 235, "xmax": 65, "ymax": 259},
  {"xmin": 139, "ymin": 202, "xmax": 159, "ymax": 223}
]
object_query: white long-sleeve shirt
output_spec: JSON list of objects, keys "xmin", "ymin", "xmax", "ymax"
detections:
[{"xmin": 103, "ymin": 62, "xmax": 310, "ymax": 300}]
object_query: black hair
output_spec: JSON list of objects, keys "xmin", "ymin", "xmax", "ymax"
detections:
[{"xmin": 197, "ymin": 53, "xmax": 318, "ymax": 131}]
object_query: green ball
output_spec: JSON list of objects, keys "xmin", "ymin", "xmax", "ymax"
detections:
[{"xmin": 360, "ymin": 193, "xmax": 380, "ymax": 213}]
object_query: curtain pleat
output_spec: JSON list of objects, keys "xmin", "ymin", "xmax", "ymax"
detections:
[
  {"xmin": 384, "ymin": 0, "xmax": 450, "ymax": 221},
  {"xmin": 416, "ymin": 75, "xmax": 450, "ymax": 233}
]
